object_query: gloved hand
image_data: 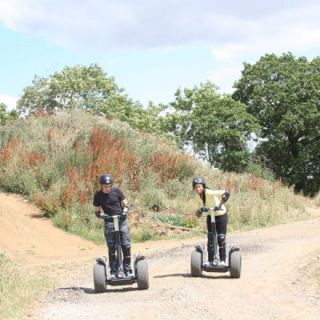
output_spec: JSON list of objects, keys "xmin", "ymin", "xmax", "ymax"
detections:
[
  {"xmin": 214, "ymin": 205, "xmax": 222, "ymax": 211},
  {"xmin": 121, "ymin": 211, "xmax": 127, "ymax": 219},
  {"xmin": 200, "ymin": 207, "xmax": 209, "ymax": 212},
  {"xmin": 103, "ymin": 213, "xmax": 112, "ymax": 222},
  {"xmin": 221, "ymin": 191, "xmax": 230, "ymax": 203}
]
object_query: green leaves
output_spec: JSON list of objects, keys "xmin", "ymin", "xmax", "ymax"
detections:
[
  {"xmin": 17, "ymin": 64, "xmax": 132, "ymax": 117},
  {"xmin": 233, "ymin": 52, "xmax": 320, "ymax": 195},
  {"xmin": 0, "ymin": 103, "xmax": 18, "ymax": 126},
  {"xmin": 162, "ymin": 82, "xmax": 259, "ymax": 172},
  {"xmin": 16, "ymin": 64, "xmax": 167, "ymax": 135}
]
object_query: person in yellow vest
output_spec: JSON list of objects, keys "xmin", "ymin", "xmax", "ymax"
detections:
[{"xmin": 192, "ymin": 177, "xmax": 230, "ymax": 266}]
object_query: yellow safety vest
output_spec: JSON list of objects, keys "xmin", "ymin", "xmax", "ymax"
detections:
[{"xmin": 196, "ymin": 189, "xmax": 227, "ymax": 216}]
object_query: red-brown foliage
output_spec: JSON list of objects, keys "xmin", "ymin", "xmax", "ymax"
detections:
[
  {"xmin": 150, "ymin": 152, "xmax": 190, "ymax": 183},
  {"xmin": 60, "ymin": 161, "xmax": 82, "ymax": 207},
  {"xmin": 27, "ymin": 151, "xmax": 46, "ymax": 167},
  {"xmin": 47, "ymin": 128, "xmax": 54, "ymax": 142},
  {"xmin": 0, "ymin": 136, "xmax": 46, "ymax": 170},
  {"xmin": 0, "ymin": 136, "xmax": 20, "ymax": 163},
  {"xmin": 59, "ymin": 128, "xmax": 143, "ymax": 208},
  {"xmin": 33, "ymin": 193, "xmax": 60, "ymax": 215},
  {"xmin": 245, "ymin": 176, "xmax": 264, "ymax": 192},
  {"xmin": 87, "ymin": 128, "xmax": 141, "ymax": 190}
]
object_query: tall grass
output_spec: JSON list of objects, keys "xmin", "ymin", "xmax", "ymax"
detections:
[
  {"xmin": 0, "ymin": 111, "xmax": 313, "ymax": 242},
  {"xmin": 314, "ymin": 192, "xmax": 320, "ymax": 207},
  {"xmin": 0, "ymin": 253, "xmax": 51, "ymax": 319},
  {"xmin": 314, "ymin": 267, "xmax": 320, "ymax": 284}
]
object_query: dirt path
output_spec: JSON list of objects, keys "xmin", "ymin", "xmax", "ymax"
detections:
[
  {"xmin": 0, "ymin": 193, "xmax": 97, "ymax": 268},
  {"xmin": 1, "ymin": 192, "xmax": 320, "ymax": 320}
]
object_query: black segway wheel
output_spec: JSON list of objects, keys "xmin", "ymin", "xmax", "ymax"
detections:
[
  {"xmin": 229, "ymin": 250, "xmax": 241, "ymax": 278},
  {"xmin": 191, "ymin": 250, "xmax": 202, "ymax": 277},
  {"xmin": 136, "ymin": 259, "xmax": 149, "ymax": 290},
  {"xmin": 93, "ymin": 263, "xmax": 107, "ymax": 293}
]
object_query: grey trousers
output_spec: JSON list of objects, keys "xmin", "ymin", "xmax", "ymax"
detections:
[{"xmin": 104, "ymin": 219, "xmax": 131, "ymax": 273}]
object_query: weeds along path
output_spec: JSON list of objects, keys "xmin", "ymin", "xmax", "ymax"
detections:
[{"xmin": 1, "ymin": 192, "xmax": 320, "ymax": 320}]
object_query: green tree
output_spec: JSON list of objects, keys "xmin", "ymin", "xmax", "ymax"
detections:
[
  {"xmin": 233, "ymin": 52, "xmax": 320, "ymax": 195},
  {"xmin": 0, "ymin": 103, "xmax": 18, "ymax": 125},
  {"xmin": 126, "ymin": 102, "xmax": 165, "ymax": 134},
  {"xmin": 16, "ymin": 64, "xmax": 166, "ymax": 134},
  {"xmin": 17, "ymin": 64, "xmax": 137, "ymax": 119},
  {"xmin": 162, "ymin": 82, "xmax": 259, "ymax": 171}
]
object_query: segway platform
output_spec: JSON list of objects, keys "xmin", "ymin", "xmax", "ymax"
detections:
[
  {"xmin": 203, "ymin": 263, "xmax": 228, "ymax": 273},
  {"xmin": 94, "ymin": 253, "xmax": 149, "ymax": 293},
  {"xmin": 191, "ymin": 243, "xmax": 241, "ymax": 278}
]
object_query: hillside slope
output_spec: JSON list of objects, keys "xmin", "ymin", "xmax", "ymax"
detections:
[
  {"xmin": 0, "ymin": 192, "xmax": 97, "ymax": 267},
  {"xmin": 0, "ymin": 111, "xmax": 313, "ymax": 243}
]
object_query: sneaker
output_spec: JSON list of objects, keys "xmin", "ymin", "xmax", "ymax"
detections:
[
  {"xmin": 110, "ymin": 272, "xmax": 117, "ymax": 280},
  {"xmin": 219, "ymin": 261, "xmax": 227, "ymax": 266},
  {"xmin": 125, "ymin": 270, "xmax": 134, "ymax": 278},
  {"xmin": 117, "ymin": 271, "xmax": 125, "ymax": 278},
  {"xmin": 204, "ymin": 261, "xmax": 213, "ymax": 267}
]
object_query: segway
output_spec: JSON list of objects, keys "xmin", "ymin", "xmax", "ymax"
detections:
[
  {"xmin": 93, "ymin": 215, "xmax": 149, "ymax": 293},
  {"xmin": 191, "ymin": 207, "xmax": 241, "ymax": 278}
]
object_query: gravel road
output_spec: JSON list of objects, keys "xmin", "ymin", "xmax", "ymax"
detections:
[
  {"xmin": 1, "ymin": 193, "xmax": 319, "ymax": 320},
  {"xmin": 34, "ymin": 219, "xmax": 320, "ymax": 320}
]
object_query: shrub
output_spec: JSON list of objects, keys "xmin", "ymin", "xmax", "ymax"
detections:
[{"xmin": 245, "ymin": 161, "xmax": 275, "ymax": 181}]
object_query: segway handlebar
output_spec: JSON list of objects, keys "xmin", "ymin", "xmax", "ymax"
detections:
[
  {"xmin": 103, "ymin": 213, "xmax": 119, "ymax": 219},
  {"xmin": 103, "ymin": 213, "xmax": 127, "ymax": 222},
  {"xmin": 200, "ymin": 206, "xmax": 221, "ymax": 213}
]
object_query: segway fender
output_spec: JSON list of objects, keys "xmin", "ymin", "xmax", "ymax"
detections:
[
  {"xmin": 96, "ymin": 256, "xmax": 107, "ymax": 266},
  {"xmin": 228, "ymin": 245, "xmax": 240, "ymax": 264},
  {"xmin": 229, "ymin": 245, "xmax": 240, "ymax": 254},
  {"xmin": 195, "ymin": 244, "xmax": 205, "ymax": 254},
  {"xmin": 134, "ymin": 253, "xmax": 146, "ymax": 265}
]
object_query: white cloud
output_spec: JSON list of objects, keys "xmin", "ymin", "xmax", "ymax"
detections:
[
  {"xmin": 208, "ymin": 3, "xmax": 320, "ymax": 93},
  {"xmin": 0, "ymin": 94, "xmax": 17, "ymax": 110},
  {"xmin": 1, "ymin": 0, "xmax": 320, "ymax": 52},
  {"xmin": 1, "ymin": 0, "xmax": 320, "ymax": 99}
]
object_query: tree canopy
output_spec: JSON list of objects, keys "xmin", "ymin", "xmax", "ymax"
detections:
[
  {"xmin": 17, "ymin": 64, "xmax": 138, "ymax": 118},
  {"xmin": 162, "ymin": 82, "xmax": 259, "ymax": 172},
  {"xmin": 233, "ymin": 52, "xmax": 320, "ymax": 195},
  {"xmin": 16, "ymin": 64, "xmax": 166, "ymax": 133},
  {"xmin": 0, "ymin": 103, "xmax": 18, "ymax": 126}
]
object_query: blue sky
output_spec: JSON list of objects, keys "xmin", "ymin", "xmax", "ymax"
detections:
[{"xmin": 1, "ymin": 0, "xmax": 320, "ymax": 110}]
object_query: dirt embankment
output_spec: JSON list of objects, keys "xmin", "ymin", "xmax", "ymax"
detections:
[{"xmin": 1, "ymin": 192, "xmax": 320, "ymax": 320}]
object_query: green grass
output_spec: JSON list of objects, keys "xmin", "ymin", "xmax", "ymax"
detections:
[
  {"xmin": 152, "ymin": 213, "xmax": 198, "ymax": 229},
  {"xmin": 314, "ymin": 192, "xmax": 320, "ymax": 207},
  {"xmin": 0, "ymin": 253, "xmax": 53, "ymax": 319},
  {"xmin": 313, "ymin": 267, "xmax": 320, "ymax": 284},
  {"xmin": 130, "ymin": 224, "xmax": 161, "ymax": 242}
]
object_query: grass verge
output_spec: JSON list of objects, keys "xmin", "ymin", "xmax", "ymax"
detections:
[
  {"xmin": 313, "ymin": 266, "xmax": 320, "ymax": 285},
  {"xmin": 0, "ymin": 253, "xmax": 53, "ymax": 319}
]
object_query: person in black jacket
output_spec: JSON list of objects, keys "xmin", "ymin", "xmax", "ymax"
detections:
[{"xmin": 93, "ymin": 174, "xmax": 132, "ymax": 278}]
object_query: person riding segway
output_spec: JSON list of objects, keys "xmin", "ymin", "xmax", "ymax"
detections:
[
  {"xmin": 94, "ymin": 174, "xmax": 132, "ymax": 279},
  {"xmin": 93, "ymin": 174, "xmax": 149, "ymax": 292},
  {"xmin": 191, "ymin": 177, "xmax": 241, "ymax": 278}
]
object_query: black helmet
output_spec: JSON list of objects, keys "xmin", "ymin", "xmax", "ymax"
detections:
[
  {"xmin": 192, "ymin": 177, "xmax": 206, "ymax": 189},
  {"xmin": 99, "ymin": 174, "xmax": 113, "ymax": 185}
]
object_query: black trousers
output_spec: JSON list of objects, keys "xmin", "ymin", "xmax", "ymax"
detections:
[
  {"xmin": 206, "ymin": 213, "xmax": 228, "ymax": 262},
  {"xmin": 104, "ymin": 219, "xmax": 131, "ymax": 273}
]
